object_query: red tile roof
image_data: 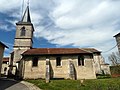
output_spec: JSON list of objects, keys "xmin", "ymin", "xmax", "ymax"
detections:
[
  {"xmin": 22, "ymin": 48, "xmax": 93, "ymax": 55},
  {"xmin": 2, "ymin": 57, "xmax": 9, "ymax": 62}
]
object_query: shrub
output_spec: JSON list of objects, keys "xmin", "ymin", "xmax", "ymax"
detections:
[
  {"xmin": 97, "ymin": 74, "xmax": 111, "ymax": 79},
  {"xmin": 110, "ymin": 66, "xmax": 120, "ymax": 77}
]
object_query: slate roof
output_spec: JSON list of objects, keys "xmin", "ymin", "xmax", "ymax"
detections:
[
  {"xmin": 22, "ymin": 48, "xmax": 100, "ymax": 56},
  {"xmin": 17, "ymin": 6, "xmax": 31, "ymax": 25},
  {"xmin": 21, "ymin": 6, "xmax": 31, "ymax": 23}
]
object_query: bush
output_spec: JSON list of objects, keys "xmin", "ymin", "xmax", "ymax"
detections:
[
  {"xmin": 110, "ymin": 66, "xmax": 120, "ymax": 77},
  {"xmin": 97, "ymin": 74, "xmax": 111, "ymax": 79}
]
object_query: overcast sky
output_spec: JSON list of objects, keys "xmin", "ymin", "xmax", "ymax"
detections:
[{"xmin": 0, "ymin": 0, "xmax": 120, "ymax": 63}]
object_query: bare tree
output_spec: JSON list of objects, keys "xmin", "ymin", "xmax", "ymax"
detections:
[{"xmin": 108, "ymin": 52, "xmax": 120, "ymax": 66}]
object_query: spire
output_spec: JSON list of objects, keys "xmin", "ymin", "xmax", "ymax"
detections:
[{"xmin": 21, "ymin": 5, "xmax": 31, "ymax": 23}]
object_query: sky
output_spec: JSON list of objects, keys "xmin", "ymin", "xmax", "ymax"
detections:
[{"xmin": 0, "ymin": 0, "xmax": 120, "ymax": 63}]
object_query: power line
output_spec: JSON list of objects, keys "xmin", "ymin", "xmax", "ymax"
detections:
[{"xmin": 102, "ymin": 44, "xmax": 117, "ymax": 53}]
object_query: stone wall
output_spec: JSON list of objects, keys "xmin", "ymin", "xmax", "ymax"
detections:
[
  {"xmin": 22, "ymin": 55, "xmax": 96, "ymax": 79},
  {"xmin": 23, "ymin": 57, "xmax": 46, "ymax": 79},
  {"xmin": 1, "ymin": 62, "xmax": 9, "ymax": 75},
  {"xmin": 93, "ymin": 53, "xmax": 111, "ymax": 75},
  {"xmin": 14, "ymin": 39, "xmax": 32, "ymax": 47},
  {"xmin": 93, "ymin": 53, "xmax": 102, "ymax": 74},
  {"xmin": 115, "ymin": 35, "xmax": 120, "ymax": 53},
  {"xmin": 15, "ymin": 25, "xmax": 33, "ymax": 39},
  {"xmin": 101, "ymin": 64, "xmax": 111, "ymax": 75},
  {"xmin": 0, "ymin": 44, "xmax": 5, "ymax": 77},
  {"xmin": 13, "ymin": 47, "xmax": 30, "ymax": 63},
  {"xmin": 75, "ymin": 55, "xmax": 96, "ymax": 79},
  {"xmin": 13, "ymin": 23, "xmax": 34, "ymax": 65}
]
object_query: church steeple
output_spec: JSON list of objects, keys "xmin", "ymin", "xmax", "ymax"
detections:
[
  {"xmin": 17, "ymin": 5, "xmax": 32, "ymax": 24},
  {"xmin": 14, "ymin": 3, "xmax": 34, "ymax": 62},
  {"xmin": 21, "ymin": 6, "xmax": 31, "ymax": 23}
]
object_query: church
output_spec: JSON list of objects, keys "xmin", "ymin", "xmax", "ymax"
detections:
[{"xmin": 7, "ymin": 5, "xmax": 110, "ymax": 80}]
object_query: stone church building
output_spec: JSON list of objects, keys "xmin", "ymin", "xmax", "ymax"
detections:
[{"xmin": 8, "ymin": 6, "xmax": 110, "ymax": 80}]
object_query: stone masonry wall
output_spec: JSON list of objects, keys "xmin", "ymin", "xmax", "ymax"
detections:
[
  {"xmin": 0, "ymin": 44, "xmax": 5, "ymax": 77},
  {"xmin": 23, "ymin": 55, "xmax": 96, "ymax": 79},
  {"xmin": 115, "ymin": 35, "xmax": 120, "ymax": 54}
]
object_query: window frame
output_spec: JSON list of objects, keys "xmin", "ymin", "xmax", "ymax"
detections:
[
  {"xmin": 78, "ymin": 55, "xmax": 84, "ymax": 66},
  {"xmin": 32, "ymin": 57, "xmax": 38, "ymax": 67},
  {"xmin": 56, "ymin": 56, "xmax": 62, "ymax": 67}
]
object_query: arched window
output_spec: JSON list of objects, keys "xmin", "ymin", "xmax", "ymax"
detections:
[{"xmin": 20, "ymin": 26, "xmax": 26, "ymax": 36}]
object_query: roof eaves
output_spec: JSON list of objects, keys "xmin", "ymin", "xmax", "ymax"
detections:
[
  {"xmin": 114, "ymin": 33, "xmax": 120, "ymax": 37},
  {"xmin": 81, "ymin": 48, "xmax": 101, "ymax": 53},
  {"xmin": 0, "ymin": 41, "xmax": 8, "ymax": 48}
]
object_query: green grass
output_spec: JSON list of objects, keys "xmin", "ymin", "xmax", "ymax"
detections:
[{"xmin": 26, "ymin": 78, "xmax": 120, "ymax": 90}]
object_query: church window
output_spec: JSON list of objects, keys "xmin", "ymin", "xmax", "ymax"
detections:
[
  {"xmin": 32, "ymin": 57, "xmax": 38, "ymax": 67},
  {"xmin": 78, "ymin": 56, "xmax": 84, "ymax": 66},
  {"xmin": 56, "ymin": 57, "xmax": 61, "ymax": 66},
  {"xmin": 20, "ymin": 26, "xmax": 26, "ymax": 36}
]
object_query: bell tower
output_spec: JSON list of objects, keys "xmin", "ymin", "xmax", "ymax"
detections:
[{"xmin": 13, "ymin": 5, "xmax": 34, "ymax": 63}]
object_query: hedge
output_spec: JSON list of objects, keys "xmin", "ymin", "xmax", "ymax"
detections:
[{"xmin": 110, "ymin": 66, "xmax": 120, "ymax": 77}]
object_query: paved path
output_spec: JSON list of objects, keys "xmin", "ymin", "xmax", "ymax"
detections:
[{"xmin": 0, "ymin": 78, "xmax": 41, "ymax": 90}]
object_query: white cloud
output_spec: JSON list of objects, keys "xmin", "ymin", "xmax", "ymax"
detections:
[
  {"xmin": 51, "ymin": 1, "xmax": 120, "ymax": 29},
  {"xmin": 0, "ymin": 0, "xmax": 21, "ymax": 13},
  {"xmin": 31, "ymin": 12, "xmax": 43, "ymax": 26},
  {"xmin": 43, "ymin": 0, "xmax": 120, "ymax": 48},
  {"xmin": 0, "ymin": 0, "xmax": 120, "ymax": 62},
  {"xmin": 0, "ymin": 24, "xmax": 15, "ymax": 31}
]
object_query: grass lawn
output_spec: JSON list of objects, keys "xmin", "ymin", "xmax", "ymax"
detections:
[{"xmin": 26, "ymin": 78, "xmax": 120, "ymax": 90}]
